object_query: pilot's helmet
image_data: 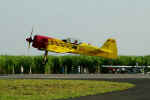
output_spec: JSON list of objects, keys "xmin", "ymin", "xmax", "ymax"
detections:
[{"xmin": 74, "ymin": 40, "xmax": 78, "ymax": 44}]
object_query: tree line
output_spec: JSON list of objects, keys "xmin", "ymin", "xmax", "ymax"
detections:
[{"xmin": 0, "ymin": 55, "xmax": 150, "ymax": 74}]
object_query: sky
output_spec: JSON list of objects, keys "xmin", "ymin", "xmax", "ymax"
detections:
[{"xmin": 0, "ymin": 0, "xmax": 150, "ymax": 56}]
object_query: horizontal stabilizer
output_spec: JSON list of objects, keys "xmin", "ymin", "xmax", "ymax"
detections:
[{"xmin": 99, "ymin": 38, "xmax": 118, "ymax": 59}]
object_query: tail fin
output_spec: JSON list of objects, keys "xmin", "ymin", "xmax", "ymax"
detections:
[{"xmin": 100, "ymin": 38, "xmax": 118, "ymax": 59}]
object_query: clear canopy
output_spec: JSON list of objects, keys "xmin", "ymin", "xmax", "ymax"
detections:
[{"xmin": 62, "ymin": 38, "xmax": 82, "ymax": 44}]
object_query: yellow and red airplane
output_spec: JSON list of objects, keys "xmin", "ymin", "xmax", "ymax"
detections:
[{"xmin": 26, "ymin": 31, "xmax": 118, "ymax": 64}]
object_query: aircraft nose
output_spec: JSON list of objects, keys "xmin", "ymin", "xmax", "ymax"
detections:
[{"xmin": 26, "ymin": 37, "xmax": 32, "ymax": 42}]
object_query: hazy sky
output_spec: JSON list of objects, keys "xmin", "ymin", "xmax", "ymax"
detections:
[{"xmin": 0, "ymin": 0, "xmax": 150, "ymax": 56}]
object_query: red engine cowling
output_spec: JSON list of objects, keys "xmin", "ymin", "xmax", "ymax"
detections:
[{"xmin": 32, "ymin": 35, "xmax": 52, "ymax": 50}]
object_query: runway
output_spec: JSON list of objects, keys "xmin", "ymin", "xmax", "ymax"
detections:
[
  {"xmin": 67, "ymin": 78, "xmax": 150, "ymax": 100},
  {"xmin": 0, "ymin": 74, "xmax": 150, "ymax": 79},
  {"xmin": 0, "ymin": 74, "xmax": 150, "ymax": 100}
]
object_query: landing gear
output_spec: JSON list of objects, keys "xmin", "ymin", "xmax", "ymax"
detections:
[{"xmin": 43, "ymin": 50, "xmax": 48, "ymax": 65}]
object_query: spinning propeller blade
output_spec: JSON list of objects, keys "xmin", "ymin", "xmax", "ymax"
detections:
[{"xmin": 26, "ymin": 26, "xmax": 34, "ymax": 48}]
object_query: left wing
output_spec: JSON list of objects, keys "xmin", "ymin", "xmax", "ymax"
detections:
[{"xmin": 46, "ymin": 39, "xmax": 75, "ymax": 53}]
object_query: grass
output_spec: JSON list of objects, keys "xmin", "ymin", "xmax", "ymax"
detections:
[{"xmin": 0, "ymin": 79, "xmax": 135, "ymax": 100}]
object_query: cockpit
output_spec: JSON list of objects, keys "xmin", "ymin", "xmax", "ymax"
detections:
[{"xmin": 62, "ymin": 38, "xmax": 82, "ymax": 45}]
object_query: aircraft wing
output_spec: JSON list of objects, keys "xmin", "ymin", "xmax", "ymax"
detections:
[
  {"xmin": 46, "ymin": 45, "xmax": 73, "ymax": 53},
  {"xmin": 99, "ymin": 48, "xmax": 112, "ymax": 53}
]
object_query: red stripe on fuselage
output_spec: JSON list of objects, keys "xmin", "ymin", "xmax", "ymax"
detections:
[{"xmin": 32, "ymin": 35, "xmax": 53, "ymax": 49}]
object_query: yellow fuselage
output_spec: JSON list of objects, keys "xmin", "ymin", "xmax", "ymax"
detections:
[{"xmin": 46, "ymin": 38, "xmax": 117, "ymax": 59}]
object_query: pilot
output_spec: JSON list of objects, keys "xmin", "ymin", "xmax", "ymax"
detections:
[{"xmin": 74, "ymin": 40, "xmax": 78, "ymax": 44}]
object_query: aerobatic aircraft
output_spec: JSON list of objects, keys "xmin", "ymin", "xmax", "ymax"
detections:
[{"xmin": 26, "ymin": 29, "xmax": 118, "ymax": 64}]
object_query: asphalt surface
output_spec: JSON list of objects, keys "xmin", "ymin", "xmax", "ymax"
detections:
[
  {"xmin": 0, "ymin": 74, "xmax": 150, "ymax": 79},
  {"xmin": 66, "ymin": 78, "xmax": 150, "ymax": 100},
  {"xmin": 0, "ymin": 74, "xmax": 150, "ymax": 100}
]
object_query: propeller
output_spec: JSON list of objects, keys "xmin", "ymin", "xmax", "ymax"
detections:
[{"xmin": 26, "ymin": 27, "xmax": 34, "ymax": 48}]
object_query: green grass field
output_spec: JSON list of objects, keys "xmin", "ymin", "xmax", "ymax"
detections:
[{"xmin": 0, "ymin": 79, "xmax": 135, "ymax": 100}]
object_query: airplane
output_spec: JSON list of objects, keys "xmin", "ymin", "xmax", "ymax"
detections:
[{"xmin": 26, "ymin": 29, "xmax": 118, "ymax": 64}]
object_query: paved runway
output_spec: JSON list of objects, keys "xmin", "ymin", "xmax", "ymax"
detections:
[
  {"xmin": 67, "ymin": 78, "xmax": 150, "ymax": 100},
  {"xmin": 0, "ymin": 74, "xmax": 150, "ymax": 100},
  {"xmin": 0, "ymin": 74, "xmax": 150, "ymax": 79}
]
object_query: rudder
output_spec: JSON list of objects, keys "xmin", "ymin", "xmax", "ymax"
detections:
[{"xmin": 100, "ymin": 38, "xmax": 118, "ymax": 59}]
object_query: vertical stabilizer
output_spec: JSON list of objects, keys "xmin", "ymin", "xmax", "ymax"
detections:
[{"xmin": 100, "ymin": 38, "xmax": 118, "ymax": 59}]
